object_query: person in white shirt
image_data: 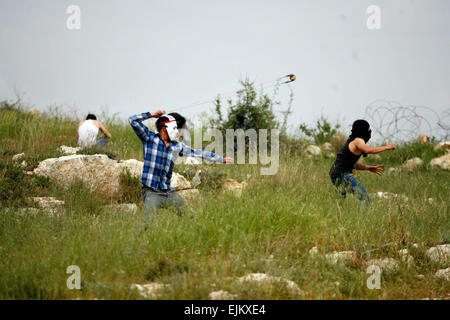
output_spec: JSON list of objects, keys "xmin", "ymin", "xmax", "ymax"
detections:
[{"xmin": 77, "ymin": 114, "xmax": 112, "ymax": 148}]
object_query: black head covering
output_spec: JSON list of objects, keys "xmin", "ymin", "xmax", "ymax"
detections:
[
  {"xmin": 168, "ymin": 112, "xmax": 186, "ymax": 129},
  {"xmin": 348, "ymin": 119, "xmax": 371, "ymax": 157}
]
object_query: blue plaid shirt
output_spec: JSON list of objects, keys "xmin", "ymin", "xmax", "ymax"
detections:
[{"xmin": 129, "ymin": 112, "xmax": 224, "ymax": 191}]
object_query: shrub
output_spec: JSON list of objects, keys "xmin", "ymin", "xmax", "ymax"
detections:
[
  {"xmin": 299, "ymin": 116, "xmax": 341, "ymax": 144},
  {"xmin": 0, "ymin": 161, "xmax": 30, "ymax": 207}
]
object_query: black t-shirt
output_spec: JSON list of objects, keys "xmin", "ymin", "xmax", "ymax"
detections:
[{"xmin": 329, "ymin": 139, "xmax": 362, "ymax": 181}]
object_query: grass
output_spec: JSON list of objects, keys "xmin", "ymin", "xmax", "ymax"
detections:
[{"xmin": 0, "ymin": 102, "xmax": 449, "ymax": 300}]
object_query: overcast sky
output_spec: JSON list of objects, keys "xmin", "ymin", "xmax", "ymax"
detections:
[{"xmin": 0, "ymin": 0, "xmax": 449, "ymax": 138}]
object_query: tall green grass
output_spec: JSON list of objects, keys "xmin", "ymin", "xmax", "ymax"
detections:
[{"xmin": 0, "ymin": 102, "xmax": 448, "ymax": 300}]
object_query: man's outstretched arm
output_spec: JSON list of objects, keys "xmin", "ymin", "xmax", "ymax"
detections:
[
  {"xmin": 180, "ymin": 143, "xmax": 233, "ymax": 163},
  {"xmin": 128, "ymin": 110, "xmax": 165, "ymax": 142}
]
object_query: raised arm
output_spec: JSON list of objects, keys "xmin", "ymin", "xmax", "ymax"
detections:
[{"xmin": 128, "ymin": 112, "xmax": 157, "ymax": 142}]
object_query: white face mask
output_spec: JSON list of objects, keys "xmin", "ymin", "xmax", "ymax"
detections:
[{"xmin": 161, "ymin": 116, "xmax": 179, "ymax": 141}]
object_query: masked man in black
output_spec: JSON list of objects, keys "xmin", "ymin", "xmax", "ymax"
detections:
[{"xmin": 329, "ymin": 120, "xmax": 396, "ymax": 204}]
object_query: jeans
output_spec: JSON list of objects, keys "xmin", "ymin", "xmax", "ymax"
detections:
[
  {"xmin": 142, "ymin": 186, "xmax": 193, "ymax": 227},
  {"xmin": 96, "ymin": 138, "xmax": 108, "ymax": 147},
  {"xmin": 332, "ymin": 172, "xmax": 370, "ymax": 204}
]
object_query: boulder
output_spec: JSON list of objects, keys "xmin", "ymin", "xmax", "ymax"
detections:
[
  {"xmin": 367, "ymin": 258, "xmax": 400, "ymax": 273},
  {"xmin": 34, "ymin": 154, "xmax": 123, "ymax": 194},
  {"xmin": 178, "ymin": 189, "xmax": 199, "ymax": 201},
  {"xmin": 130, "ymin": 283, "xmax": 169, "ymax": 299},
  {"xmin": 426, "ymin": 244, "xmax": 450, "ymax": 265},
  {"xmin": 403, "ymin": 157, "xmax": 423, "ymax": 170},
  {"xmin": 433, "ymin": 141, "xmax": 450, "ymax": 152},
  {"xmin": 398, "ymin": 249, "xmax": 414, "ymax": 267},
  {"xmin": 387, "ymin": 167, "xmax": 400, "ymax": 174},
  {"xmin": 309, "ymin": 246, "xmax": 319, "ymax": 255},
  {"xmin": 118, "ymin": 159, "xmax": 144, "ymax": 178},
  {"xmin": 209, "ymin": 290, "xmax": 238, "ymax": 300},
  {"xmin": 12, "ymin": 153, "xmax": 25, "ymax": 161},
  {"xmin": 33, "ymin": 154, "xmax": 191, "ymax": 195},
  {"xmin": 237, "ymin": 273, "xmax": 302, "ymax": 296},
  {"xmin": 371, "ymin": 192, "xmax": 408, "ymax": 202},
  {"xmin": 324, "ymin": 251, "xmax": 355, "ymax": 264},
  {"xmin": 192, "ymin": 170, "xmax": 202, "ymax": 187},
  {"xmin": 171, "ymin": 172, "xmax": 192, "ymax": 190},
  {"xmin": 185, "ymin": 157, "xmax": 201, "ymax": 165},
  {"xmin": 224, "ymin": 178, "xmax": 248, "ymax": 196},
  {"xmin": 417, "ymin": 134, "xmax": 430, "ymax": 144},
  {"xmin": 58, "ymin": 145, "xmax": 81, "ymax": 155},
  {"xmin": 322, "ymin": 142, "xmax": 334, "ymax": 152},
  {"xmin": 306, "ymin": 145, "xmax": 321, "ymax": 156},
  {"xmin": 434, "ymin": 268, "xmax": 450, "ymax": 281},
  {"xmin": 29, "ymin": 197, "xmax": 64, "ymax": 210},
  {"xmin": 103, "ymin": 203, "xmax": 138, "ymax": 213},
  {"xmin": 430, "ymin": 153, "xmax": 450, "ymax": 170}
]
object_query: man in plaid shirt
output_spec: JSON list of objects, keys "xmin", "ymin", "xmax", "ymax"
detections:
[{"xmin": 129, "ymin": 110, "xmax": 233, "ymax": 226}]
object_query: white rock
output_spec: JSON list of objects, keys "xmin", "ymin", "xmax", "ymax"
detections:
[
  {"xmin": 306, "ymin": 145, "xmax": 321, "ymax": 156},
  {"xmin": 325, "ymin": 251, "xmax": 355, "ymax": 264},
  {"xmin": 184, "ymin": 157, "xmax": 201, "ymax": 165},
  {"xmin": 367, "ymin": 258, "xmax": 400, "ymax": 273},
  {"xmin": 434, "ymin": 268, "xmax": 450, "ymax": 281},
  {"xmin": 192, "ymin": 170, "xmax": 202, "ymax": 187},
  {"xmin": 371, "ymin": 192, "xmax": 408, "ymax": 202},
  {"xmin": 209, "ymin": 290, "xmax": 238, "ymax": 300},
  {"xmin": 433, "ymin": 141, "xmax": 450, "ymax": 152},
  {"xmin": 398, "ymin": 249, "xmax": 414, "ymax": 267},
  {"xmin": 237, "ymin": 273, "xmax": 302, "ymax": 296},
  {"xmin": 322, "ymin": 142, "xmax": 333, "ymax": 152},
  {"xmin": 118, "ymin": 159, "xmax": 144, "ymax": 178},
  {"xmin": 12, "ymin": 153, "xmax": 25, "ymax": 161},
  {"xmin": 426, "ymin": 244, "xmax": 450, "ymax": 264},
  {"xmin": 430, "ymin": 154, "xmax": 450, "ymax": 171},
  {"xmin": 29, "ymin": 197, "xmax": 65, "ymax": 209},
  {"xmin": 33, "ymin": 154, "xmax": 121, "ymax": 194},
  {"xmin": 131, "ymin": 283, "xmax": 169, "ymax": 299},
  {"xmin": 5, "ymin": 207, "xmax": 41, "ymax": 215},
  {"xmin": 32, "ymin": 154, "xmax": 191, "ymax": 195},
  {"xmin": 178, "ymin": 189, "xmax": 199, "ymax": 201},
  {"xmin": 224, "ymin": 178, "xmax": 248, "ymax": 196},
  {"xmin": 403, "ymin": 157, "xmax": 423, "ymax": 170},
  {"xmin": 103, "ymin": 203, "xmax": 138, "ymax": 213},
  {"xmin": 387, "ymin": 167, "xmax": 399, "ymax": 174},
  {"xmin": 58, "ymin": 145, "xmax": 81, "ymax": 155},
  {"xmin": 417, "ymin": 134, "xmax": 430, "ymax": 144},
  {"xmin": 171, "ymin": 172, "xmax": 192, "ymax": 190}
]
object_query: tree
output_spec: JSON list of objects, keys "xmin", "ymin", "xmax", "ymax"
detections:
[{"xmin": 210, "ymin": 79, "xmax": 278, "ymax": 131}]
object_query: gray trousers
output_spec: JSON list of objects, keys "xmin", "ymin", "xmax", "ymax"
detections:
[{"xmin": 142, "ymin": 186, "xmax": 193, "ymax": 226}]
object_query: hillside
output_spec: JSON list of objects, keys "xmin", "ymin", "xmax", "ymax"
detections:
[{"xmin": 0, "ymin": 102, "xmax": 449, "ymax": 300}]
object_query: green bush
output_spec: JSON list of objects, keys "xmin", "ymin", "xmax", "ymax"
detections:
[
  {"xmin": 299, "ymin": 116, "xmax": 341, "ymax": 144},
  {"xmin": 0, "ymin": 161, "xmax": 30, "ymax": 207}
]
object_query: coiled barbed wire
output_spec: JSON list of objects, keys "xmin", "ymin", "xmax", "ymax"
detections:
[{"xmin": 364, "ymin": 100, "xmax": 450, "ymax": 142}]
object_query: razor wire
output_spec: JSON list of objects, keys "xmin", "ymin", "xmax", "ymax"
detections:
[{"xmin": 364, "ymin": 100, "xmax": 450, "ymax": 142}]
